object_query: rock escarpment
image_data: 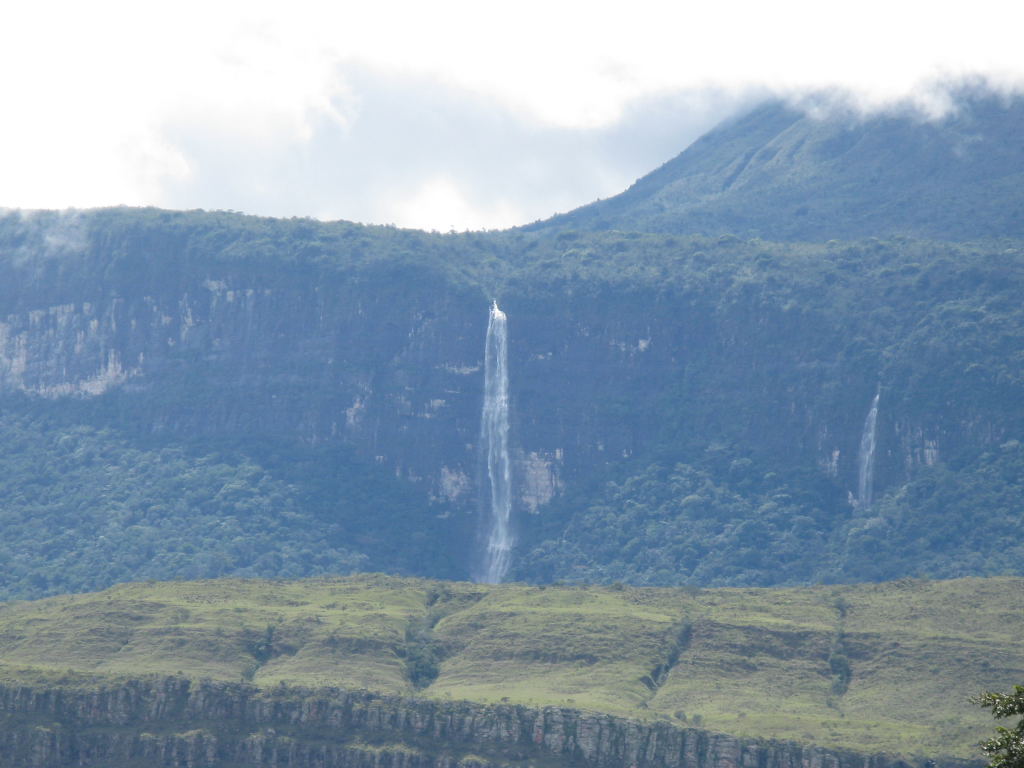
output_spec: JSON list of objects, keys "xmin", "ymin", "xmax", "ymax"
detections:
[
  {"xmin": 0, "ymin": 212, "xmax": 1008, "ymax": 524},
  {"xmin": 0, "ymin": 676, "xmax": 915, "ymax": 768},
  {"xmin": 1, "ymin": 209, "xmax": 1021, "ymax": 589}
]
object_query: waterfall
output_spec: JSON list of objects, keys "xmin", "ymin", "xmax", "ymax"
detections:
[
  {"xmin": 479, "ymin": 301, "xmax": 512, "ymax": 583},
  {"xmin": 857, "ymin": 389, "xmax": 880, "ymax": 507}
]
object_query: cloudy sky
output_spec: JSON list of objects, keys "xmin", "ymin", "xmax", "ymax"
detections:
[{"xmin": 2, "ymin": 0, "xmax": 1022, "ymax": 230}]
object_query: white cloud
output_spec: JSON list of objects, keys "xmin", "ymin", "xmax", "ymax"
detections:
[
  {"xmin": 394, "ymin": 176, "xmax": 522, "ymax": 232},
  {"xmin": 151, "ymin": 65, "xmax": 756, "ymax": 228},
  {"xmin": 1, "ymin": 0, "xmax": 1022, "ymax": 227}
]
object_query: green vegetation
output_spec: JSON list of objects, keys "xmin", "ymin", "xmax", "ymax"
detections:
[
  {"xmin": 0, "ymin": 412, "xmax": 466, "ymax": 600},
  {"xmin": 517, "ymin": 460, "xmax": 835, "ymax": 586},
  {"xmin": 0, "ymin": 575, "xmax": 439, "ymax": 692},
  {"xmin": 0, "ymin": 575, "xmax": 1020, "ymax": 760},
  {"xmin": 976, "ymin": 685, "xmax": 1024, "ymax": 768},
  {"xmin": 516, "ymin": 439, "xmax": 1024, "ymax": 586},
  {"xmin": 834, "ymin": 441, "xmax": 1024, "ymax": 581},
  {"xmin": 0, "ymin": 93, "xmax": 1023, "ymax": 597},
  {"xmin": 0, "ymin": 413, "xmax": 361, "ymax": 600},
  {"xmin": 1, "ymin": 94, "xmax": 1022, "ymax": 767},
  {"xmin": 1, "ymin": 214, "xmax": 1023, "ymax": 595},
  {"xmin": 534, "ymin": 92, "xmax": 1024, "ymax": 241}
]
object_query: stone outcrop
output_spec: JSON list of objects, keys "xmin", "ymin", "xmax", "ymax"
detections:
[{"xmin": 0, "ymin": 676, "xmax": 921, "ymax": 768}]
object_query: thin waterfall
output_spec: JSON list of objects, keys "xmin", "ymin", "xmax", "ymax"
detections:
[
  {"xmin": 857, "ymin": 389, "xmax": 880, "ymax": 507},
  {"xmin": 479, "ymin": 300, "xmax": 512, "ymax": 583}
]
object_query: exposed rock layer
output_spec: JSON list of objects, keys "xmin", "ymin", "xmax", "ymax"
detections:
[{"xmin": 0, "ymin": 677, "xmax": 920, "ymax": 768}]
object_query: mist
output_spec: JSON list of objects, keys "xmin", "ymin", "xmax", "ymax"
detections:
[{"xmin": 153, "ymin": 66, "xmax": 763, "ymax": 230}]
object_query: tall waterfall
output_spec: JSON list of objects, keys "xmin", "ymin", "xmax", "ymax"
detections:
[
  {"xmin": 857, "ymin": 389, "xmax": 880, "ymax": 507},
  {"xmin": 480, "ymin": 301, "xmax": 512, "ymax": 583}
]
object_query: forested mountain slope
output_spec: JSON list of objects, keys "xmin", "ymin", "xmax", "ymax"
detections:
[
  {"xmin": 0, "ymin": 87, "xmax": 1022, "ymax": 596},
  {"xmin": 532, "ymin": 90, "xmax": 1024, "ymax": 240}
]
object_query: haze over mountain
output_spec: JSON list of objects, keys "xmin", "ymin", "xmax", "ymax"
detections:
[
  {"xmin": 0, "ymin": 78, "xmax": 1023, "ymax": 768},
  {"xmin": 0, "ymin": 88, "xmax": 1021, "ymax": 602},
  {"xmin": 10, "ymin": 0, "xmax": 1023, "ymax": 229},
  {"xmin": 536, "ymin": 89, "xmax": 1024, "ymax": 240}
]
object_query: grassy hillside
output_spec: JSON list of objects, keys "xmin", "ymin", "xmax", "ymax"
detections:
[{"xmin": 0, "ymin": 575, "xmax": 1020, "ymax": 761}]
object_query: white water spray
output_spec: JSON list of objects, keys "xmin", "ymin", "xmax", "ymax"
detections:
[
  {"xmin": 480, "ymin": 301, "xmax": 512, "ymax": 583},
  {"xmin": 857, "ymin": 389, "xmax": 880, "ymax": 507}
]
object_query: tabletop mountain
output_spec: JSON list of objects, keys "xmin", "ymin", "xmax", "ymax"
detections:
[{"xmin": 0, "ymin": 86, "xmax": 1021, "ymax": 598}]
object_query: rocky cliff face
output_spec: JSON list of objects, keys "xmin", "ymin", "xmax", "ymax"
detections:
[
  {"xmin": 0, "ymin": 677, "xmax": 917, "ymax": 768},
  {"xmin": 0, "ymin": 210, "xmax": 1018, "ymax": 583},
  {"xmin": 0, "ymin": 216, "xmax": 989, "ymax": 510}
]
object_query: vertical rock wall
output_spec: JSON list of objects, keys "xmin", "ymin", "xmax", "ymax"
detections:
[{"xmin": 0, "ymin": 678, "xmax": 922, "ymax": 768}]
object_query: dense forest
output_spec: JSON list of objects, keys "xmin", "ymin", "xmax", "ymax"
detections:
[{"xmin": 0, "ymin": 90, "xmax": 1022, "ymax": 598}]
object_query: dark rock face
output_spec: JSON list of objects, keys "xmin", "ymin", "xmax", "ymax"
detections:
[
  {"xmin": 0, "ymin": 219, "xmax": 981, "ymax": 515},
  {"xmin": 0, "ymin": 223, "xmax": 487, "ymax": 531},
  {"xmin": 0, "ymin": 210, "xmax": 1019, "ymax": 584},
  {"xmin": 0, "ymin": 677, "xmax": 915, "ymax": 768}
]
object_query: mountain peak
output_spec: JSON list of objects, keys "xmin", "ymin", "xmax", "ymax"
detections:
[{"xmin": 531, "ymin": 88, "xmax": 1024, "ymax": 240}]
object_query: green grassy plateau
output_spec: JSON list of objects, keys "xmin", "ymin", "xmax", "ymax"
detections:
[{"xmin": 1, "ymin": 575, "xmax": 1020, "ymax": 761}]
